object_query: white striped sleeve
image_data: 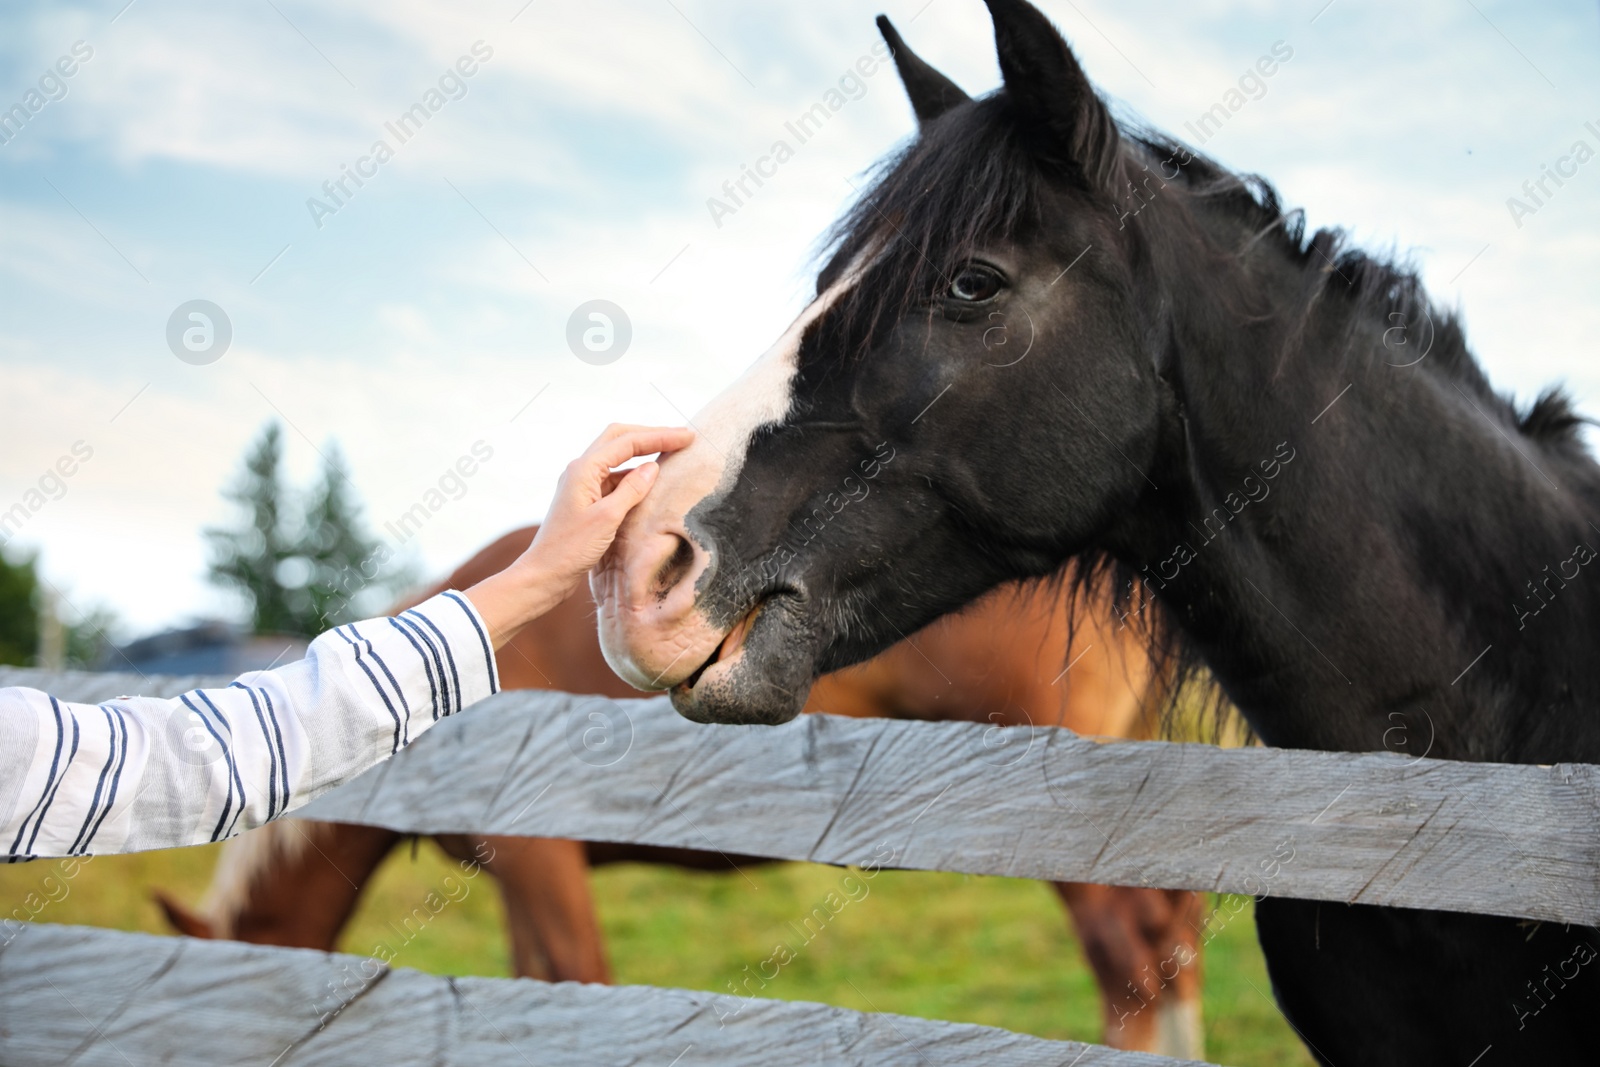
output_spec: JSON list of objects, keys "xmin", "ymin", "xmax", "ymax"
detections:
[{"xmin": 0, "ymin": 591, "xmax": 498, "ymax": 861}]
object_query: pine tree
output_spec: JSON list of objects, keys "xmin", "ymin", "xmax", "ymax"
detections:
[
  {"xmin": 300, "ymin": 444, "xmax": 391, "ymax": 630},
  {"xmin": 0, "ymin": 551, "xmax": 39, "ymax": 666},
  {"xmin": 206, "ymin": 423, "xmax": 306, "ymax": 634},
  {"xmin": 207, "ymin": 423, "xmax": 406, "ymax": 636}
]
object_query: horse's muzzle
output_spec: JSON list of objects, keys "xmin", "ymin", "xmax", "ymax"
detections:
[{"xmin": 668, "ymin": 591, "xmax": 816, "ymax": 725}]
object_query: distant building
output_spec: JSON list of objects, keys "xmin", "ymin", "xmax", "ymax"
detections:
[{"xmin": 99, "ymin": 622, "xmax": 308, "ymax": 676}]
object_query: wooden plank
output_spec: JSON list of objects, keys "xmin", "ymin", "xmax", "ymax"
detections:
[
  {"xmin": 8, "ymin": 668, "xmax": 1600, "ymax": 924},
  {"xmin": 4, "ymin": 667, "xmax": 233, "ymax": 702},
  {"xmin": 0, "ymin": 923, "xmax": 1205, "ymax": 1066}
]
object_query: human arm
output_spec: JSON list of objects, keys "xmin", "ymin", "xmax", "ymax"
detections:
[
  {"xmin": 0, "ymin": 424, "xmax": 691, "ymax": 860},
  {"xmin": 0, "ymin": 591, "xmax": 494, "ymax": 860}
]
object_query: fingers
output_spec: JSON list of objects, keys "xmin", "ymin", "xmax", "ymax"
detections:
[
  {"xmin": 597, "ymin": 462, "xmax": 659, "ymax": 517},
  {"xmin": 589, "ymin": 422, "xmax": 660, "ymax": 446},
  {"xmin": 588, "ymin": 426, "xmax": 695, "ymax": 474},
  {"xmin": 549, "ymin": 425, "xmax": 687, "ymax": 526},
  {"xmin": 586, "ymin": 423, "xmax": 694, "ymax": 454}
]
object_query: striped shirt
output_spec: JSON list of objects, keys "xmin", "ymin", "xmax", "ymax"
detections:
[{"xmin": 0, "ymin": 591, "xmax": 498, "ymax": 861}]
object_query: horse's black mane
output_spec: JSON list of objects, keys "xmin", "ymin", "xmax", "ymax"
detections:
[
  {"xmin": 816, "ymin": 92, "xmax": 1591, "ymax": 737},
  {"xmin": 1131, "ymin": 129, "xmax": 1589, "ymax": 447},
  {"xmin": 819, "ymin": 98, "xmax": 1586, "ymax": 449}
]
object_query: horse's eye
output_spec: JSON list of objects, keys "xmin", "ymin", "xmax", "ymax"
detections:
[{"xmin": 947, "ymin": 264, "xmax": 1005, "ymax": 303}]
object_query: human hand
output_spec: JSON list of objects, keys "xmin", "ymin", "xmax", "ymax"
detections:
[
  {"xmin": 522, "ymin": 424, "xmax": 695, "ymax": 593},
  {"xmin": 465, "ymin": 424, "xmax": 694, "ymax": 646}
]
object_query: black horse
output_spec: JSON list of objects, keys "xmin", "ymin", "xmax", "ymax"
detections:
[{"xmin": 593, "ymin": 1, "xmax": 1600, "ymax": 1061}]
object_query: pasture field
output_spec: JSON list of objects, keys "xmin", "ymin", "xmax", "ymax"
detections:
[{"xmin": 0, "ymin": 838, "xmax": 1313, "ymax": 1065}]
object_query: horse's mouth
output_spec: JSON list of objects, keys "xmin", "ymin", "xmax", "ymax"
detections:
[
  {"xmin": 675, "ymin": 600, "xmax": 766, "ymax": 696},
  {"xmin": 669, "ymin": 593, "xmax": 815, "ymax": 725}
]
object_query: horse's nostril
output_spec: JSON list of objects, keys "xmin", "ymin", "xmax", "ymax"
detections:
[{"xmin": 651, "ymin": 534, "xmax": 697, "ymax": 602}]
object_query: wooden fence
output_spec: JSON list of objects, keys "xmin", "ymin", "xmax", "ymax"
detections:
[{"xmin": 3, "ymin": 666, "xmax": 1598, "ymax": 1065}]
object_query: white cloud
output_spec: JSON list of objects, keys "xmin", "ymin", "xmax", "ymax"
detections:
[{"xmin": 1, "ymin": 0, "xmax": 1597, "ymax": 635}]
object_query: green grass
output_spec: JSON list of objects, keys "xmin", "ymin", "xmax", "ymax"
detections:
[{"xmin": 1, "ymin": 841, "xmax": 1313, "ymax": 1065}]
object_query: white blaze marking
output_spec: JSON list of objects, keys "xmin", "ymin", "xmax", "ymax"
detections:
[
  {"xmin": 681, "ymin": 275, "xmax": 858, "ymax": 495},
  {"xmin": 594, "ymin": 270, "xmax": 865, "ymax": 691}
]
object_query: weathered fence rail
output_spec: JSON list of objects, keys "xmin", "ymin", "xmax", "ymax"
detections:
[
  {"xmin": 7, "ymin": 667, "xmax": 1596, "ymax": 925},
  {"xmin": 0, "ymin": 924, "xmax": 1192, "ymax": 1067},
  {"xmin": 4, "ymin": 666, "xmax": 1599, "ymax": 1066}
]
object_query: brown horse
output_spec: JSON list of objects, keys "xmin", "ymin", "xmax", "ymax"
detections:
[{"xmin": 156, "ymin": 527, "xmax": 1205, "ymax": 1056}]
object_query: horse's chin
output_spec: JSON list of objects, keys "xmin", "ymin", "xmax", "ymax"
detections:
[{"xmin": 669, "ymin": 594, "xmax": 816, "ymax": 725}]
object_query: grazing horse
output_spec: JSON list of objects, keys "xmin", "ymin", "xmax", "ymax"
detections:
[
  {"xmin": 592, "ymin": 2, "xmax": 1600, "ymax": 1063},
  {"xmin": 157, "ymin": 526, "xmax": 1206, "ymax": 1056}
]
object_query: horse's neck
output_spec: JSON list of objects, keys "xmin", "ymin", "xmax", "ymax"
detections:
[{"xmin": 1126, "ymin": 236, "xmax": 1600, "ymax": 762}]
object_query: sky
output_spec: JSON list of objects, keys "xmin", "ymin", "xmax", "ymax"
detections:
[{"xmin": 0, "ymin": 0, "xmax": 1597, "ymax": 637}]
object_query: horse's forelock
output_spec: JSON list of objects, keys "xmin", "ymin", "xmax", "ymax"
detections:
[{"xmin": 813, "ymin": 99, "xmax": 1050, "ymax": 366}]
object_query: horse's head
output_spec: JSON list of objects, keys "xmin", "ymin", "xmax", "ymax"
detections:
[{"xmin": 595, "ymin": 0, "xmax": 1165, "ymax": 723}]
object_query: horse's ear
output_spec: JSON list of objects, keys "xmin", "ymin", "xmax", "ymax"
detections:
[
  {"xmin": 876, "ymin": 15, "xmax": 970, "ymax": 125},
  {"xmin": 983, "ymin": 0, "xmax": 1121, "ymax": 190},
  {"xmin": 154, "ymin": 891, "xmax": 217, "ymax": 939}
]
